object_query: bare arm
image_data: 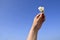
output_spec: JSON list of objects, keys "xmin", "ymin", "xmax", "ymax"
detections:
[{"xmin": 27, "ymin": 13, "xmax": 45, "ymax": 40}]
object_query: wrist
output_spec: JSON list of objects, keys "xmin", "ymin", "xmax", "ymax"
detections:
[{"xmin": 31, "ymin": 25, "xmax": 38, "ymax": 32}]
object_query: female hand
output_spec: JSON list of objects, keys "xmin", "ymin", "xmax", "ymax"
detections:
[{"xmin": 32, "ymin": 13, "xmax": 45, "ymax": 31}]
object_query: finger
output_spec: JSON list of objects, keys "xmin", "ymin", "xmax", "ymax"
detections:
[
  {"xmin": 36, "ymin": 13, "xmax": 40, "ymax": 18},
  {"xmin": 42, "ymin": 13, "xmax": 45, "ymax": 18},
  {"xmin": 41, "ymin": 13, "xmax": 45, "ymax": 21},
  {"xmin": 39, "ymin": 13, "xmax": 45, "ymax": 19}
]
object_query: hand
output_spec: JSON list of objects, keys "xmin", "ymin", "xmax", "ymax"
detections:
[{"xmin": 32, "ymin": 13, "xmax": 45, "ymax": 31}]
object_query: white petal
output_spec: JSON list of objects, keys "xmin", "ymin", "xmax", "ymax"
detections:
[{"xmin": 38, "ymin": 6, "xmax": 44, "ymax": 12}]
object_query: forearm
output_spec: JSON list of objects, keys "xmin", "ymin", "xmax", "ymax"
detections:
[{"xmin": 27, "ymin": 26, "xmax": 38, "ymax": 40}]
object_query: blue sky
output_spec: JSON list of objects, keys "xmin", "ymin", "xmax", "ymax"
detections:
[{"xmin": 0, "ymin": 0, "xmax": 60, "ymax": 40}]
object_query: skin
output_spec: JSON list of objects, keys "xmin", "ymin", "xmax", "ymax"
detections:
[{"xmin": 27, "ymin": 13, "xmax": 45, "ymax": 40}]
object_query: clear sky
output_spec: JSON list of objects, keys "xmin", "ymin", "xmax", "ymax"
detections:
[{"xmin": 0, "ymin": 0, "xmax": 60, "ymax": 40}]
